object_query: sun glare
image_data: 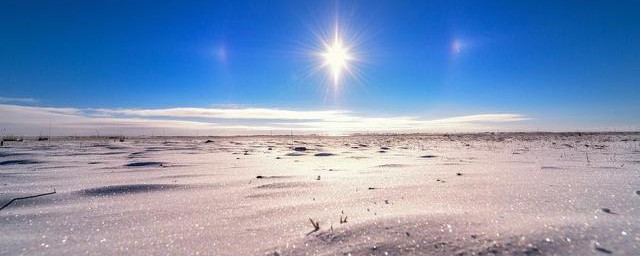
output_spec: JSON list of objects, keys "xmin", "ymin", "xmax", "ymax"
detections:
[
  {"xmin": 305, "ymin": 19, "xmax": 363, "ymax": 92},
  {"xmin": 321, "ymin": 28, "xmax": 352, "ymax": 87},
  {"xmin": 323, "ymin": 39, "xmax": 351, "ymax": 85}
]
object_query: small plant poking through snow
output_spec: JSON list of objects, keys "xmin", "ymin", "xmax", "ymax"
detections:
[{"xmin": 307, "ymin": 218, "xmax": 320, "ymax": 235}]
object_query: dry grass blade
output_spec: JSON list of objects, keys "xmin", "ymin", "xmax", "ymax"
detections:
[
  {"xmin": 0, "ymin": 188, "xmax": 56, "ymax": 211},
  {"xmin": 307, "ymin": 218, "xmax": 320, "ymax": 235}
]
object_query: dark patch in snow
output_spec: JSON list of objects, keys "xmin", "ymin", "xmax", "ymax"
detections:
[
  {"xmin": 255, "ymin": 182, "xmax": 310, "ymax": 189},
  {"xmin": 125, "ymin": 161, "xmax": 164, "ymax": 167},
  {"xmin": 80, "ymin": 184, "xmax": 184, "ymax": 196},
  {"xmin": 0, "ymin": 159, "xmax": 42, "ymax": 166}
]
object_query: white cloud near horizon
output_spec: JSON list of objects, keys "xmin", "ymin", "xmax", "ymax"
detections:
[
  {"xmin": 0, "ymin": 104, "xmax": 531, "ymax": 136},
  {"xmin": 92, "ymin": 107, "xmax": 350, "ymax": 120}
]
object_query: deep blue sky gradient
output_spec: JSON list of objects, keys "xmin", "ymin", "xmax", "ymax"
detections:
[{"xmin": 1, "ymin": 0, "xmax": 639, "ymax": 128}]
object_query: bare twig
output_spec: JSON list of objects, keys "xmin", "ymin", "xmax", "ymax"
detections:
[
  {"xmin": 307, "ymin": 218, "xmax": 320, "ymax": 235},
  {"xmin": 586, "ymin": 151, "xmax": 590, "ymax": 165},
  {"xmin": 0, "ymin": 188, "xmax": 56, "ymax": 211}
]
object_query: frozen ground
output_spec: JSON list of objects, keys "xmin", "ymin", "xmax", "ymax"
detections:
[{"xmin": 1, "ymin": 133, "xmax": 639, "ymax": 255}]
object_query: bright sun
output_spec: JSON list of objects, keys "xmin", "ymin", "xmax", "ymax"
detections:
[{"xmin": 322, "ymin": 31, "xmax": 352, "ymax": 86}]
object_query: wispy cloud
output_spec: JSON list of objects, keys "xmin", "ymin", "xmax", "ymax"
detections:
[
  {"xmin": 284, "ymin": 114, "xmax": 530, "ymax": 133},
  {"xmin": 0, "ymin": 104, "xmax": 530, "ymax": 136},
  {"xmin": 91, "ymin": 107, "xmax": 350, "ymax": 120},
  {"xmin": 0, "ymin": 96, "xmax": 38, "ymax": 104}
]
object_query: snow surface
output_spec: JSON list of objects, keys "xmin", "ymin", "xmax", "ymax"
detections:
[{"xmin": 1, "ymin": 133, "xmax": 639, "ymax": 255}]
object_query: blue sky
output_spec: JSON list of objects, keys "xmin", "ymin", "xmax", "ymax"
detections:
[{"xmin": 1, "ymin": 1, "xmax": 639, "ymax": 135}]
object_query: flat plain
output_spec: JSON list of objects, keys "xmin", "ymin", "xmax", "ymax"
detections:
[{"xmin": 1, "ymin": 133, "xmax": 639, "ymax": 255}]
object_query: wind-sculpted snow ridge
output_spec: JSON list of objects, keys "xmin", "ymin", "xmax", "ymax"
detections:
[{"xmin": 80, "ymin": 184, "xmax": 187, "ymax": 196}]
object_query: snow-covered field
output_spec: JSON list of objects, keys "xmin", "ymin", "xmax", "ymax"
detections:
[{"xmin": 1, "ymin": 133, "xmax": 639, "ymax": 255}]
